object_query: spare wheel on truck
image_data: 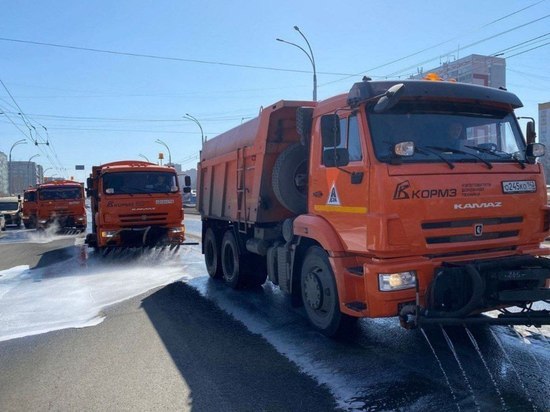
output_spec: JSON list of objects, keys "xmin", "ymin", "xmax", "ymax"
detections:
[{"xmin": 272, "ymin": 143, "xmax": 308, "ymax": 214}]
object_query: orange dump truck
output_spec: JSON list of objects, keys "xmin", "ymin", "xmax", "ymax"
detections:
[
  {"xmin": 85, "ymin": 160, "xmax": 191, "ymax": 251},
  {"xmin": 22, "ymin": 187, "xmax": 38, "ymax": 228},
  {"xmin": 198, "ymin": 77, "xmax": 550, "ymax": 336},
  {"xmin": 25, "ymin": 180, "xmax": 87, "ymax": 231}
]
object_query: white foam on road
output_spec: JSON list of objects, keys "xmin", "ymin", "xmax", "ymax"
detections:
[{"xmin": 0, "ymin": 247, "xmax": 204, "ymax": 342}]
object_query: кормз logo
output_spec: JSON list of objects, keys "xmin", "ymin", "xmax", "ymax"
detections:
[
  {"xmin": 393, "ymin": 180, "xmax": 457, "ymax": 200},
  {"xmin": 393, "ymin": 180, "xmax": 411, "ymax": 200}
]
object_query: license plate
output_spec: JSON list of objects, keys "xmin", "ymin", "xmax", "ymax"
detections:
[{"xmin": 502, "ymin": 180, "xmax": 536, "ymax": 194}]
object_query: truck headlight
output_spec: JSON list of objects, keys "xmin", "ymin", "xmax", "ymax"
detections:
[
  {"xmin": 170, "ymin": 226, "xmax": 184, "ymax": 233},
  {"xmin": 38, "ymin": 219, "xmax": 48, "ymax": 224},
  {"xmin": 77, "ymin": 216, "xmax": 85, "ymax": 221},
  {"xmin": 378, "ymin": 271, "xmax": 416, "ymax": 291},
  {"xmin": 101, "ymin": 230, "xmax": 117, "ymax": 238}
]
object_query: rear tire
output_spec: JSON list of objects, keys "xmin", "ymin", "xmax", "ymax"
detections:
[
  {"xmin": 301, "ymin": 246, "xmax": 357, "ymax": 337},
  {"xmin": 221, "ymin": 231, "xmax": 245, "ymax": 289},
  {"xmin": 204, "ymin": 228, "xmax": 223, "ymax": 279},
  {"xmin": 221, "ymin": 230, "xmax": 267, "ymax": 289}
]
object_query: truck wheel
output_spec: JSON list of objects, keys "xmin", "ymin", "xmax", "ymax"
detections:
[
  {"xmin": 204, "ymin": 228, "xmax": 223, "ymax": 279},
  {"xmin": 301, "ymin": 246, "xmax": 356, "ymax": 337},
  {"xmin": 221, "ymin": 231, "xmax": 245, "ymax": 289},
  {"xmin": 272, "ymin": 143, "xmax": 307, "ymax": 214}
]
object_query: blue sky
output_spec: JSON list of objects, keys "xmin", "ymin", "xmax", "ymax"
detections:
[{"xmin": 1, "ymin": 0, "xmax": 549, "ymax": 180}]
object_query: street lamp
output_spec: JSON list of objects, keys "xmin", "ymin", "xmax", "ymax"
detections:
[
  {"xmin": 138, "ymin": 153, "xmax": 151, "ymax": 162},
  {"xmin": 155, "ymin": 139, "xmax": 172, "ymax": 166},
  {"xmin": 276, "ymin": 26, "xmax": 317, "ymax": 101},
  {"xmin": 27, "ymin": 154, "xmax": 40, "ymax": 188},
  {"xmin": 8, "ymin": 139, "xmax": 28, "ymax": 194},
  {"xmin": 183, "ymin": 113, "xmax": 205, "ymax": 145}
]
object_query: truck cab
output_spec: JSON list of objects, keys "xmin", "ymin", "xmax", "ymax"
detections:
[
  {"xmin": 22, "ymin": 188, "xmax": 38, "ymax": 229},
  {"xmin": 86, "ymin": 160, "xmax": 191, "ymax": 250},
  {"xmin": 35, "ymin": 180, "xmax": 87, "ymax": 231}
]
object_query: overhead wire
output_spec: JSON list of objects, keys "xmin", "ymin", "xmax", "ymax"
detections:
[
  {"xmin": 0, "ymin": 79, "xmax": 66, "ymax": 174},
  {"xmin": 320, "ymin": 2, "xmax": 550, "ymax": 86},
  {"xmin": 0, "ymin": 36, "xmax": 353, "ymax": 77},
  {"xmin": 387, "ymin": 14, "xmax": 550, "ymax": 78}
]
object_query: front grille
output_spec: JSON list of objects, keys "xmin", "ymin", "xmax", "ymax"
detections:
[
  {"xmin": 426, "ymin": 230, "xmax": 519, "ymax": 244},
  {"xmin": 422, "ymin": 216, "xmax": 522, "ymax": 230},
  {"xmin": 119, "ymin": 212, "xmax": 168, "ymax": 224},
  {"xmin": 51, "ymin": 209, "xmax": 70, "ymax": 216},
  {"xmin": 422, "ymin": 216, "xmax": 522, "ymax": 245}
]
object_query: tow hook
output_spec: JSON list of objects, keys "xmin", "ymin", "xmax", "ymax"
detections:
[{"xmin": 399, "ymin": 304, "xmax": 418, "ymax": 329}]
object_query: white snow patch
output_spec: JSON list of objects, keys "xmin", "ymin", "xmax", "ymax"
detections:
[{"xmin": 0, "ymin": 247, "xmax": 203, "ymax": 342}]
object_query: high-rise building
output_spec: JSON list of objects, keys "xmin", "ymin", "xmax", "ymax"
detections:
[
  {"xmin": 0, "ymin": 152, "xmax": 8, "ymax": 196},
  {"xmin": 412, "ymin": 54, "xmax": 506, "ymax": 89},
  {"xmin": 539, "ymin": 102, "xmax": 550, "ymax": 183},
  {"xmin": 9, "ymin": 161, "xmax": 39, "ymax": 194}
]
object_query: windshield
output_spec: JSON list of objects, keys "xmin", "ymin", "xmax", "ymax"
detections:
[
  {"xmin": 24, "ymin": 191, "xmax": 36, "ymax": 202},
  {"xmin": 39, "ymin": 187, "xmax": 83, "ymax": 201},
  {"xmin": 0, "ymin": 202, "xmax": 19, "ymax": 211},
  {"xmin": 102, "ymin": 171, "xmax": 178, "ymax": 195},
  {"xmin": 367, "ymin": 101, "xmax": 526, "ymax": 164}
]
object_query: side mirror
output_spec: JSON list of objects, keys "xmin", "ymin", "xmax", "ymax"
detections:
[
  {"xmin": 374, "ymin": 83, "xmax": 405, "ymax": 113},
  {"xmin": 323, "ymin": 148, "xmax": 349, "ymax": 167},
  {"xmin": 526, "ymin": 121, "xmax": 536, "ymax": 145},
  {"xmin": 526, "ymin": 142, "xmax": 545, "ymax": 158},
  {"xmin": 321, "ymin": 114, "xmax": 341, "ymax": 147},
  {"xmin": 184, "ymin": 175, "xmax": 191, "ymax": 187},
  {"xmin": 183, "ymin": 187, "xmax": 191, "ymax": 194},
  {"xmin": 85, "ymin": 188, "xmax": 96, "ymax": 198}
]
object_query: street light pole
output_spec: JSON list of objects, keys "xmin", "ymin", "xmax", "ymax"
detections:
[
  {"xmin": 27, "ymin": 154, "xmax": 40, "ymax": 188},
  {"xmin": 138, "ymin": 153, "xmax": 151, "ymax": 163},
  {"xmin": 183, "ymin": 113, "xmax": 205, "ymax": 145},
  {"xmin": 8, "ymin": 139, "xmax": 28, "ymax": 194},
  {"xmin": 276, "ymin": 26, "xmax": 317, "ymax": 101},
  {"xmin": 42, "ymin": 167, "xmax": 52, "ymax": 183},
  {"xmin": 155, "ymin": 139, "xmax": 172, "ymax": 166}
]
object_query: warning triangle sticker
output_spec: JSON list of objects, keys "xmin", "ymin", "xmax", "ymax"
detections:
[{"xmin": 327, "ymin": 184, "xmax": 340, "ymax": 205}]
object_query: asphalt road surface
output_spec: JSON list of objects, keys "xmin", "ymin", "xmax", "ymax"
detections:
[
  {"xmin": 1, "ymin": 219, "xmax": 549, "ymax": 411},
  {"xmin": 0, "ymin": 234, "xmax": 338, "ymax": 411}
]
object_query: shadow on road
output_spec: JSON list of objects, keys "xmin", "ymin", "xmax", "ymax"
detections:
[{"xmin": 141, "ymin": 281, "xmax": 340, "ymax": 411}]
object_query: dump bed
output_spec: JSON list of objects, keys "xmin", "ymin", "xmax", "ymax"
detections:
[{"xmin": 199, "ymin": 100, "xmax": 315, "ymax": 224}]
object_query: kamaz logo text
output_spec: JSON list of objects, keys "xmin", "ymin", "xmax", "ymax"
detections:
[
  {"xmin": 454, "ymin": 202, "xmax": 502, "ymax": 210},
  {"xmin": 393, "ymin": 180, "xmax": 457, "ymax": 200}
]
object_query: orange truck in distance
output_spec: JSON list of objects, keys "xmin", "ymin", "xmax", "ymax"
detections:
[
  {"xmin": 22, "ymin": 180, "xmax": 87, "ymax": 231},
  {"xmin": 198, "ymin": 76, "xmax": 550, "ymax": 336},
  {"xmin": 85, "ymin": 160, "xmax": 191, "ymax": 251},
  {"xmin": 22, "ymin": 187, "xmax": 38, "ymax": 228}
]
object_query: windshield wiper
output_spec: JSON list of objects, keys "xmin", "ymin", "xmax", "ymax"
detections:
[
  {"xmin": 414, "ymin": 145, "xmax": 456, "ymax": 169},
  {"xmin": 426, "ymin": 146, "xmax": 493, "ymax": 169},
  {"xmin": 464, "ymin": 145, "xmax": 526, "ymax": 169}
]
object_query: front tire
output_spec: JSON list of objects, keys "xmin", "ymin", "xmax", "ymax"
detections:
[{"xmin": 301, "ymin": 246, "xmax": 356, "ymax": 337}]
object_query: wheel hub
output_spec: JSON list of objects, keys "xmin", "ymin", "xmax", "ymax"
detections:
[{"xmin": 304, "ymin": 272, "xmax": 323, "ymax": 310}]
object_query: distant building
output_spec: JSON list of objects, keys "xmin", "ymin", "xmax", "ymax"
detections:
[
  {"xmin": 0, "ymin": 152, "xmax": 8, "ymax": 196},
  {"xmin": 170, "ymin": 163, "xmax": 182, "ymax": 174},
  {"xmin": 36, "ymin": 164, "xmax": 44, "ymax": 184},
  {"xmin": 412, "ymin": 54, "xmax": 506, "ymax": 89},
  {"xmin": 539, "ymin": 102, "xmax": 550, "ymax": 183},
  {"xmin": 9, "ymin": 161, "xmax": 39, "ymax": 194}
]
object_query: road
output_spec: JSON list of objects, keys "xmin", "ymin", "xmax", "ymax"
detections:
[{"xmin": 0, "ymin": 215, "xmax": 549, "ymax": 411}]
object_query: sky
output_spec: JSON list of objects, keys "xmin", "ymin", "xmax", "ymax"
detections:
[{"xmin": 1, "ymin": 0, "xmax": 549, "ymax": 181}]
